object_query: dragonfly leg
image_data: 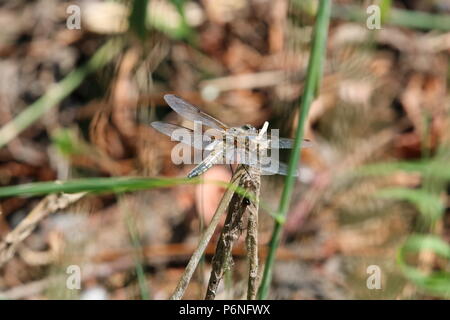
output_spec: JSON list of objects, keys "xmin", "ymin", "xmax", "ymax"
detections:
[{"xmin": 229, "ymin": 164, "xmax": 234, "ymax": 177}]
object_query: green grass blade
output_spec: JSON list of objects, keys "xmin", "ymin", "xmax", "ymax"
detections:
[
  {"xmin": 380, "ymin": 0, "xmax": 393, "ymax": 23},
  {"xmin": 376, "ymin": 187, "xmax": 445, "ymax": 223},
  {"xmin": 0, "ymin": 176, "xmax": 282, "ymax": 220},
  {"xmin": 398, "ymin": 234, "xmax": 450, "ymax": 297},
  {"xmin": 129, "ymin": 0, "xmax": 149, "ymax": 39},
  {"xmin": 0, "ymin": 177, "xmax": 196, "ymax": 198},
  {"xmin": 147, "ymin": 0, "xmax": 194, "ymax": 41},
  {"xmin": 257, "ymin": 0, "xmax": 331, "ymax": 300}
]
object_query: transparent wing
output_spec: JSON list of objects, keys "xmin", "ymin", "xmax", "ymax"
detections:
[
  {"xmin": 260, "ymin": 160, "xmax": 298, "ymax": 176},
  {"xmin": 268, "ymin": 138, "xmax": 312, "ymax": 149},
  {"xmin": 230, "ymin": 148, "xmax": 299, "ymax": 176},
  {"xmin": 164, "ymin": 94, "xmax": 229, "ymax": 130},
  {"xmin": 151, "ymin": 121, "xmax": 212, "ymax": 150},
  {"xmin": 241, "ymin": 157, "xmax": 298, "ymax": 176}
]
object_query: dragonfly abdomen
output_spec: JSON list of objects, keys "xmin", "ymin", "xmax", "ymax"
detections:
[
  {"xmin": 187, "ymin": 161, "xmax": 214, "ymax": 178},
  {"xmin": 187, "ymin": 147, "xmax": 224, "ymax": 178}
]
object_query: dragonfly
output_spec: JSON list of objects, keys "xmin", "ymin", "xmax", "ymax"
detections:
[{"xmin": 151, "ymin": 94, "xmax": 310, "ymax": 178}]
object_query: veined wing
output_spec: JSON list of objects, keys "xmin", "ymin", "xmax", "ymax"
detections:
[
  {"xmin": 248, "ymin": 158, "xmax": 299, "ymax": 176},
  {"xmin": 164, "ymin": 94, "xmax": 229, "ymax": 131},
  {"xmin": 230, "ymin": 148, "xmax": 299, "ymax": 176},
  {"xmin": 243, "ymin": 134, "xmax": 312, "ymax": 149},
  {"xmin": 268, "ymin": 137, "xmax": 312, "ymax": 149},
  {"xmin": 259, "ymin": 160, "xmax": 298, "ymax": 176},
  {"xmin": 151, "ymin": 121, "xmax": 213, "ymax": 150}
]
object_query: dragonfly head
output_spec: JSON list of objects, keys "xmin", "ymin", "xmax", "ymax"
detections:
[
  {"xmin": 238, "ymin": 122, "xmax": 269, "ymax": 138},
  {"xmin": 240, "ymin": 124, "xmax": 257, "ymax": 134}
]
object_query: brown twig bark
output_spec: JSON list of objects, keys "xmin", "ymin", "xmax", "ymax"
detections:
[
  {"xmin": 0, "ymin": 192, "xmax": 85, "ymax": 267},
  {"xmin": 170, "ymin": 168, "xmax": 245, "ymax": 300},
  {"xmin": 245, "ymin": 167, "xmax": 261, "ymax": 300},
  {"xmin": 205, "ymin": 165, "xmax": 261, "ymax": 300}
]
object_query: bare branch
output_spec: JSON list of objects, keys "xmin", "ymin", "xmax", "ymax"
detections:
[
  {"xmin": 170, "ymin": 168, "xmax": 245, "ymax": 300},
  {"xmin": 0, "ymin": 192, "xmax": 85, "ymax": 267}
]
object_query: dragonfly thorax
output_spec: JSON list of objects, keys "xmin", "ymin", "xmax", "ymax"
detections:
[{"xmin": 241, "ymin": 124, "xmax": 256, "ymax": 132}]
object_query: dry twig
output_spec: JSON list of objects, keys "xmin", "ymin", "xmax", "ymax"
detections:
[
  {"xmin": 0, "ymin": 192, "xmax": 85, "ymax": 267},
  {"xmin": 170, "ymin": 168, "xmax": 245, "ymax": 300},
  {"xmin": 245, "ymin": 166, "xmax": 261, "ymax": 300},
  {"xmin": 205, "ymin": 165, "xmax": 261, "ymax": 300}
]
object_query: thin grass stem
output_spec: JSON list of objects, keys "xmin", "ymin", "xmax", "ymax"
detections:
[{"xmin": 257, "ymin": 0, "xmax": 331, "ymax": 300}]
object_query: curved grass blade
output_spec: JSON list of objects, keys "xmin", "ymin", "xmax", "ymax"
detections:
[{"xmin": 398, "ymin": 234, "xmax": 450, "ymax": 297}]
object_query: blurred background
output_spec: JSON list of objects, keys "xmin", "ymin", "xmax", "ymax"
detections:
[{"xmin": 0, "ymin": 0, "xmax": 449, "ymax": 299}]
